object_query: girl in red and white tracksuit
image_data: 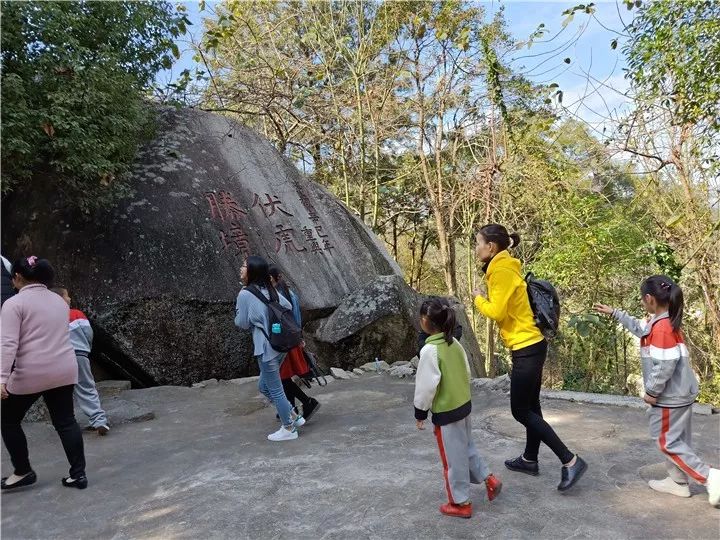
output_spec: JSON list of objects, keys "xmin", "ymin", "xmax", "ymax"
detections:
[{"xmin": 595, "ymin": 275, "xmax": 719, "ymax": 507}]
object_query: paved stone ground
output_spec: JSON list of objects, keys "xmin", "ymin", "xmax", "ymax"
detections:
[{"xmin": 2, "ymin": 375, "xmax": 719, "ymax": 539}]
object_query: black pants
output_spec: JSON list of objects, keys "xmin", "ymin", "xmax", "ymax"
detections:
[
  {"xmin": 510, "ymin": 341, "xmax": 573, "ymax": 464},
  {"xmin": 282, "ymin": 378, "xmax": 311, "ymax": 409},
  {"xmin": 1, "ymin": 384, "xmax": 86, "ymax": 478}
]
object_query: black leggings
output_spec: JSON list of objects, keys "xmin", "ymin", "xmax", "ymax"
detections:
[
  {"xmin": 1, "ymin": 384, "xmax": 86, "ymax": 477},
  {"xmin": 511, "ymin": 341, "xmax": 574, "ymax": 464},
  {"xmin": 282, "ymin": 378, "xmax": 311, "ymax": 409}
]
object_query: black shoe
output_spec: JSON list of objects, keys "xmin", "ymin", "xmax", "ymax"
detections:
[
  {"xmin": 1, "ymin": 471, "xmax": 37, "ymax": 490},
  {"xmin": 504, "ymin": 455, "xmax": 539, "ymax": 476},
  {"xmin": 558, "ymin": 455, "xmax": 587, "ymax": 491},
  {"xmin": 303, "ymin": 399, "xmax": 321, "ymax": 422},
  {"xmin": 62, "ymin": 475, "xmax": 88, "ymax": 489}
]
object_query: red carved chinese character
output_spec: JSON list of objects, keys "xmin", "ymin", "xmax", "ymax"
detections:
[
  {"xmin": 220, "ymin": 223, "xmax": 250, "ymax": 257},
  {"xmin": 218, "ymin": 190, "xmax": 247, "ymax": 221},
  {"xmin": 274, "ymin": 224, "xmax": 307, "ymax": 254},
  {"xmin": 252, "ymin": 193, "xmax": 293, "ymax": 218},
  {"xmin": 205, "ymin": 190, "xmax": 247, "ymax": 222},
  {"xmin": 205, "ymin": 192, "xmax": 223, "ymax": 221}
]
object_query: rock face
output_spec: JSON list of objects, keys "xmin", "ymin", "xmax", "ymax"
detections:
[
  {"xmin": 1, "ymin": 108, "xmax": 401, "ymax": 385},
  {"xmin": 308, "ymin": 275, "xmax": 485, "ymax": 376}
]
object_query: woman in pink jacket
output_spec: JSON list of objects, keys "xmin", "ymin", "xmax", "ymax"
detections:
[{"xmin": 1, "ymin": 256, "xmax": 87, "ymax": 490}]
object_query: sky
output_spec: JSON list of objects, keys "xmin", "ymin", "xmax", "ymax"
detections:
[{"xmin": 162, "ymin": 1, "xmax": 635, "ymax": 135}]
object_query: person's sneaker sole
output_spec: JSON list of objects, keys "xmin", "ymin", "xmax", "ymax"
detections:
[
  {"xmin": 648, "ymin": 479, "xmax": 690, "ymax": 498},
  {"xmin": 97, "ymin": 426, "xmax": 110, "ymax": 436}
]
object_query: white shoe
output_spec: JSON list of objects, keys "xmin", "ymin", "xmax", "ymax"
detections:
[
  {"xmin": 267, "ymin": 426, "xmax": 298, "ymax": 442},
  {"xmin": 648, "ymin": 477, "xmax": 690, "ymax": 498},
  {"xmin": 707, "ymin": 468, "xmax": 720, "ymax": 507},
  {"xmin": 293, "ymin": 415, "xmax": 306, "ymax": 428}
]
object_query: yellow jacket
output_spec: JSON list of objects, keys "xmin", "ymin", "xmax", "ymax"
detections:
[{"xmin": 474, "ymin": 250, "xmax": 544, "ymax": 351}]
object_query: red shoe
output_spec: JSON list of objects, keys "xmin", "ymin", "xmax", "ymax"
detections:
[
  {"xmin": 439, "ymin": 502, "xmax": 472, "ymax": 518},
  {"xmin": 486, "ymin": 474, "xmax": 502, "ymax": 501}
]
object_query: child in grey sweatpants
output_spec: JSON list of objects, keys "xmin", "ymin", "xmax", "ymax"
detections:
[
  {"xmin": 595, "ymin": 275, "xmax": 719, "ymax": 507},
  {"xmin": 414, "ymin": 298, "xmax": 502, "ymax": 519},
  {"xmin": 52, "ymin": 287, "xmax": 109, "ymax": 435}
]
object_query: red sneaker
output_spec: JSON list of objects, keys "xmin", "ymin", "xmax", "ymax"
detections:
[
  {"xmin": 439, "ymin": 502, "xmax": 472, "ymax": 518},
  {"xmin": 486, "ymin": 474, "xmax": 502, "ymax": 501}
]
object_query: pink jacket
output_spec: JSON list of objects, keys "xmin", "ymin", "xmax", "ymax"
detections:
[{"xmin": 1, "ymin": 284, "xmax": 78, "ymax": 394}]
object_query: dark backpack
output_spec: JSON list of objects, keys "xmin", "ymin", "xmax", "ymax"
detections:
[
  {"xmin": 300, "ymin": 349, "xmax": 328, "ymax": 388},
  {"xmin": 246, "ymin": 285, "xmax": 303, "ymax": 352},
  {"xmin": 524, "ymin": 273, "xmax": 561, "ymax": 339}
]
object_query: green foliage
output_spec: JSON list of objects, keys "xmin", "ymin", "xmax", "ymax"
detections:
[
  {"xmin": 1, "ymin": 1, "xmax": 189, "ymax": 213},
  {"xmin": 625, "ymin": 0, "xmax": 720, "ymax": 130}
]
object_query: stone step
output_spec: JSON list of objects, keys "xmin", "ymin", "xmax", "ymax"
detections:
[{"xmin": 96, "ymin": 380, "xmax": 132, "ymax": 398}]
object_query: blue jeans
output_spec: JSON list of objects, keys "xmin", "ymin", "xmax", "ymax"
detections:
[{"xmin": 257, "ymin": 354, "xmax": 293, "ymax": 427}]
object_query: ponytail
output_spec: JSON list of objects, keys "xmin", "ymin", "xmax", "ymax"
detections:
[
  {"xmin": 668, "ymin": 283, "xmax": 684, "ymax": 332},
  {"xmin": 640, "ymin": 275, "xmax": 684, "ymax": 332},
  {"xmin": 420, "ymin": 297, "xmax": 457, "ymax": 345},
  {"xmin": 477, "ymin": 224, "xmax": 521, "ymax": 251}
]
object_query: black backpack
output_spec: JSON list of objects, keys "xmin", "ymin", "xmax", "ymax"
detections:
[
  {"xmin": 246, "ymin": 285, "xmax": 303, "ymax": 352},
  {"xmin": 524, "ymin": 272, "xmax": 561, "ymax": 339}
]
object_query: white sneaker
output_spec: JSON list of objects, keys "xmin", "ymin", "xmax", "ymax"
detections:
[
  {"xmin": 707, "ymin": 468, "xmax": 720, "ymax": 507},
  {"xmin": 648, "ymin": 477, "xmax": 690, "ymax": 498},
  {"xmin": 267, "ymin": 426, "xmax": 298, "ymax": 442},
  {"xmin": 293, "ymin": 415, "xmax": 306, "ymax": 428}
]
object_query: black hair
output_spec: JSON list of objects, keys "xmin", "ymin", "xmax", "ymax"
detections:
[
  {"xmin": 477, "ymin": 224, "xmax": 521, "ymax": 251},
  {"xmin": 268, "ymin": 264, "xmax": 291, "ymax": 302},
  {"xmin": 419, "ymin": 297, "xmax": 457, "ymax": 345},
  {"xmin": 246, "ymin": 256, "xmax": 273, "ymax": 290},
  {"xmin": 11, "ymin": 256, "xmax": 55, "ymax": 286},
  {"xmin": 641, "ymin": 275, "xmax": 684, "ymax": 332}
]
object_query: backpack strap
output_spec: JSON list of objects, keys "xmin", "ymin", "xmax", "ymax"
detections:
[
  {"xmin": 245, "ymin": 284, "xmax": 269, "ymax": 305},
  {"xmin": 244, "ymin": 285, "xmax": 272, "ymax": 341}
]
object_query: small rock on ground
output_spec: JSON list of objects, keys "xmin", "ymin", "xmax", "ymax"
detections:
[{"xmin": 330, "ymin": 367, "xmax": 351, "ymax": 380}]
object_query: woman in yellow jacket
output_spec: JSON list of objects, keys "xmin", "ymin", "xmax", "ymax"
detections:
[{"xmin": 473, "ymin": 224, "xmax": 587, "ymax": 492}]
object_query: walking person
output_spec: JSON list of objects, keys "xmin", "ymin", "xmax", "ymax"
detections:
[
  {"xmin": 1, "ymin": 256, "xmax": 88, "ymax": 490},
  {"xmin": 51, "ymin": 287, "xmax": 109, "ymax": 435},
  {"xmin": 269, "ymin": 265, "xmax": 321, "ymax": 423},
  {"xmin": 595, "ymin": 276, "xmax": 719, "ymax": 506},
  {"xmin": 235, "ymin": 256, "xmax": 305, "ymax": 441},
  {"xmin": 415, "ymin": 297, "xmax": 502, "ymax": 519},
  {"xmin": 473, "ymin": 224, "xmax": 587, "ymax": 491}
]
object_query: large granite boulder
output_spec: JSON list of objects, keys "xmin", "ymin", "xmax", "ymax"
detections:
[
  {"xmin": 1, "ymin": 108, "xmax": 401, "ymax": 385},
  {"xmin": 307, "ymin": 275, "xmax": 485, "ymax": 377}
]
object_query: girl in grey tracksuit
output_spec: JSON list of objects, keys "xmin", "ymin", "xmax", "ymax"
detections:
[{"xmin": 595, "ymin": 275, "xmax": 719, "ymax": 507}]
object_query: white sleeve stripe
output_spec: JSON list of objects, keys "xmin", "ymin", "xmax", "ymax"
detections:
[
  {"xmin": 641, "ymin": 344, "xmax": 688, "ymax": 360},
  {"xmin": 69, "ymin": 319, "xmax": 91, "ymax": 330}
]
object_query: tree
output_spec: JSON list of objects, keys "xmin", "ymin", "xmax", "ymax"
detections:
[
  {"xmin": 1, "ymin": 1, "xmax": 189, "ymax": 213},
  {"xmin": 618, "ymin": 0, "xmax": 720, "ymax": 354}
]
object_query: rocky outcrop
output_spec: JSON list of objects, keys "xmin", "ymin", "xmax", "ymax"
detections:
[
  {"xmin": 308, "ymin": 275, "xmax": 484, "ymax": 376},
  {"xmin": 2, "ymin": 108, "xmax": 402, "ymax": 385}
]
